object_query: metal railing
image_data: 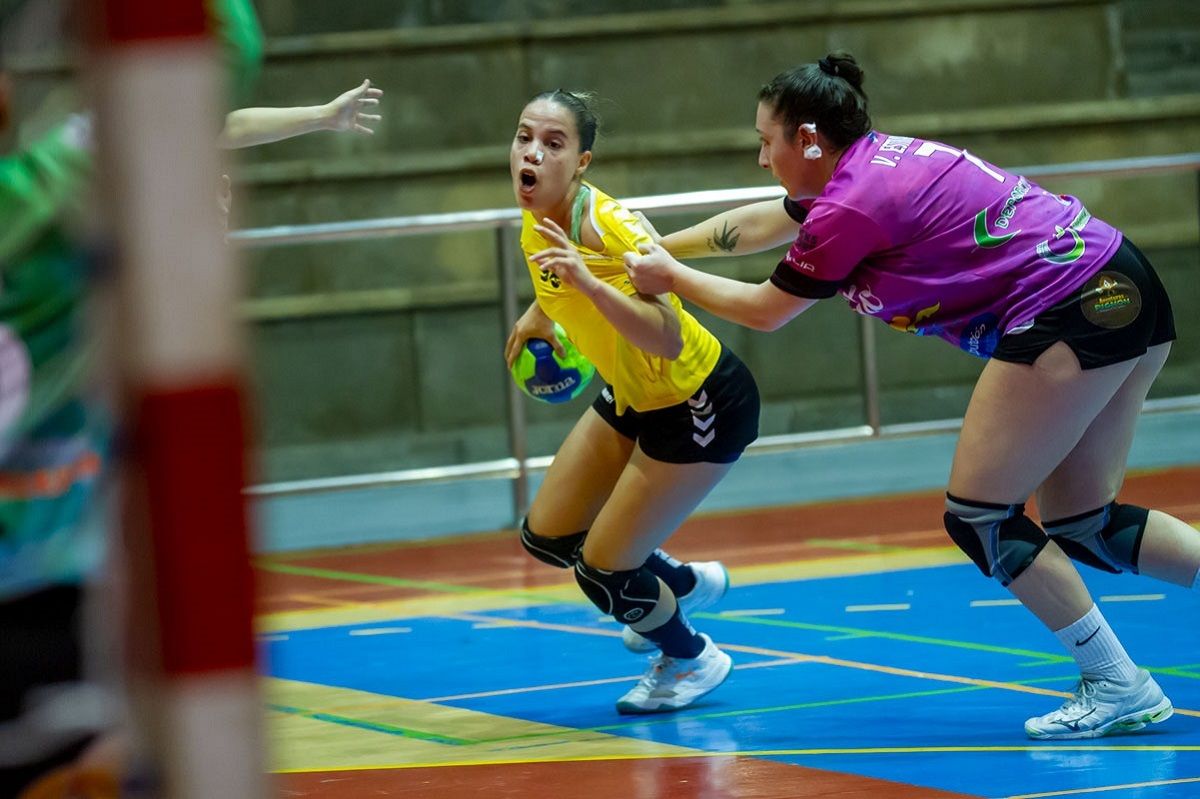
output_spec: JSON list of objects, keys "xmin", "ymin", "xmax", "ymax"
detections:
[{"xmin": 233, "ymin": 152, "xmax": 1200, "ymax": 513}]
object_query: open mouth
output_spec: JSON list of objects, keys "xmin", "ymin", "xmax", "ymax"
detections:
[{"xmin": 519, "ymin": 169, "xmax": 537, "ymax": 189}]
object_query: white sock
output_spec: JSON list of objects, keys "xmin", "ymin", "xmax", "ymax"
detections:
[{"xmin": 1053, "ymin": 604, "xmax": 1139, "ymax": 682}]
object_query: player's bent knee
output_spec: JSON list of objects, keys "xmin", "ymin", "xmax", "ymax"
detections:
[
  {"xmin": 944, "ymin": 494, "xmax": 1049, "ymax": 586},
  {"xmin": 1043, "ymin": 501, "xmax": 1148, "ymax": 574},
  {"xmin": 520, "ymin": 518, "xmax": 586, "ymax": 569},
  {"xmin": 574, "ymin": 559, "xmax": 678, "ymax": 629}
]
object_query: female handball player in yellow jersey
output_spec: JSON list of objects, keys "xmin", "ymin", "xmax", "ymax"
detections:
[{"xmin": 503, "ymin": 90, "xmax": 761, "ymax": 714}]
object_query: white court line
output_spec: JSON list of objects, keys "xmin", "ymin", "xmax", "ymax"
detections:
[
  {"xmin": 348, "ymin": 627, "xmax": 412, "ymax": 636},
  {"xmin": 421, "ymin": 657, "xmax": 807, "ymax": 703},
  {"xmin": 970, "ymin": 599, "xmax": 1023, "ymax": 607},
  {"xmin": 718, "ymin": 608, "xmax": 787, "ymax": 617},
  {"xmin": 845, "ymin": 603, "xmax": 910, "ymax": 613},
  {"xmin": 258, "ymin": 634, "xmax": 289, "ymax": 642},
  {"xmin": 1099, "ymin": 594, "xmax": 1165, "ymax": 603}
]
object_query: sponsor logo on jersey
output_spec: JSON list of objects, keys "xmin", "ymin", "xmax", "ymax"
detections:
[
  {"xmin": 973, "ymin": 177, "xmax": 1030, "ymax": 249},
  {"xmin": 1036, "ymin": 208, "xmax": 1091, "ymax": 265},
  {"xmin": 959, "ymin": 313, "xmax": 1000, "ymax": 358}
]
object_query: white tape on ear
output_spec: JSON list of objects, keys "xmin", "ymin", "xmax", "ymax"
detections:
[{"xmin": 800, "ymin": 123, "xmax": 821, "ymax": 159}]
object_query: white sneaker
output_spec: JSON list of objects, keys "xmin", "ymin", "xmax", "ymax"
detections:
[
  {"xmin": 1024, "ymin": 669, "xmax": 1173, "ymax": 740},
  {"xmin": 622, "ymin": 561, "xmax": 729, "ymax": 653},
  {"xmin": 615, "ymin": 633, "xmax": 732, "ymax": 715}
]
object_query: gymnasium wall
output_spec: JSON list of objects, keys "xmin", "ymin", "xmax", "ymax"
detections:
[{"xmin": 11, "ymin": 0, "xmax": 1199, "ymax": 483}]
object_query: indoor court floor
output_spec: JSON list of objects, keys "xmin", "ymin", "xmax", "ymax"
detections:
[{"xmin": 256, "ymin": 465, "xmax": 1200, "ymax": 798}]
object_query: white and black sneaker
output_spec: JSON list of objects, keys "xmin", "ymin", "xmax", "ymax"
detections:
[
  {"xmin": 1025, "ymin": 669, "xmax": 1173, "ymax": 740},
  {"xmin": 615, "ymin": 633, "xmax": 732, "ymax": 715}
]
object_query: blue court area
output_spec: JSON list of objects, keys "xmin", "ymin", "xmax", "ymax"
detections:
[{"xmin": 263, "ymin": 561, "xmax": 1200, "ymax": 798}]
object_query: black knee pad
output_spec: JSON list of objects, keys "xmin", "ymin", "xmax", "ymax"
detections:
[
  {"xmin": 574, "ymin": 559, "xmax": 678, "ymax": 631},
  {"xmin": 520, "ymin": 518, "xmax": 586, "ymax": 569},
  {"xmin": 1044, "ymin": 501, "xmax": 1148, "ymax": 574},
  {"xmin": 944, "ymin": 494, "xmax": 1049, "ymax": 586}
]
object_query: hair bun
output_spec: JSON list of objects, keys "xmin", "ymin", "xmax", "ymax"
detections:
[{"xmin": 817, "ymin": 52, "xmax": 865, "ymax": 92}]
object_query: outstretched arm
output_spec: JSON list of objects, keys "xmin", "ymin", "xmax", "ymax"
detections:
[
  {"xmin": 658, "ymin": 198, "xmax": 800, "ymax": 259},
  {"xmin": 218, "ymin": 79, "xmax": 383, "ymax": 149},
  {"xmin": 624, "ymin": 242, "xmax": 816, "ymax": 332},
  {"xmin": 532, "ymin": 219, "xmax": 683, "ymax": 359}
]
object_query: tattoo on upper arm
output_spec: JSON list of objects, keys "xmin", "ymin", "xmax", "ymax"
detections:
[{"xmin": 707, "ymin": 221, "xmax": 741, "ymax": 253}]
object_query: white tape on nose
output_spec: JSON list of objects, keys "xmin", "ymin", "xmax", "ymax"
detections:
[{"xmin": 534, "ymin": 149, "xmax": 544, "ymax": 164}]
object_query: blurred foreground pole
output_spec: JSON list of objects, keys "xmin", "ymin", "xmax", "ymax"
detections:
[{"xmin": 89, "ymin": 1, "xmax": 263, "ymax": 796}]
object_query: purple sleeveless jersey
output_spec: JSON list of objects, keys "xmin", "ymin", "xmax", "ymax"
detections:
[{"xmin": 771, "ymin": 131, "xmax": 1122, "ymax": 357}]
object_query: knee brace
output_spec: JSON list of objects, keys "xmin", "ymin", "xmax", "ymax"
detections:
[
  {"xmin": 574, "ymin": 558, "xmax": 679, "ymax": 631},
  {"xmin": 1043, "ymin": 502, "xmax": 1148, "ymax": 574},
  {"xmin": 944, "ymin": 494, "xmax": 1049, "ymax": 586},
  {"xmin": 520, "ymin": 518, "xmax": 586, "ymax": 569}
]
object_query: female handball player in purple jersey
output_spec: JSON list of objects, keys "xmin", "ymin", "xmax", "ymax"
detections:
[{"xmin": 625, "ymin": 51, "xmax": 1199, "ymax": 740}]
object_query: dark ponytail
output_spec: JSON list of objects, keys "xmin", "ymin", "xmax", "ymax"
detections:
[{"xmin": 758, "ymin": 51, "xmax": 871, "ymax": 151}]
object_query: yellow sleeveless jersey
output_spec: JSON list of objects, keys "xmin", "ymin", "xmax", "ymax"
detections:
[{"xmin": 520, "ymin": 182, "xmax": 721, "ymax": 414}]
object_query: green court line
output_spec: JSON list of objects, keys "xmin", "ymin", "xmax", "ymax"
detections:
[
  {"xmin": 263, "ymin": 563, "xmax": 1199, "ymax": 684},
  {"xmin": 464, "ymin": 673, "xmax": 1082, "ymax": 747},
  {"xmin": 693, "ymin": 611, "xmax": 1076, "ymax": 663},
  {"xmin": 1152, "ymin": 666, "xmax": 1200, "ymax": 679},
  {"xmin": 258, "ymin": 562, "xmax": 582, "ymax": 606},
  {"xmin": 695, "ymin": 614, "xmax": 1200, "ymax": 681},
  {"xmin": 268, "ymin": 703, "xmax": 477, "ymax": 746},
  {"xmin": 263, "ymin": 558, "xmax": 1200, "ymax": 683}
]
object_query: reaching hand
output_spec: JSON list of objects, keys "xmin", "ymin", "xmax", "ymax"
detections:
[
  {"xmin": 624, "ymin": 242, "xmax": 679, "ymax": 295},
  {"xmin": 531, "ymin": 218, "xmax": 602, "ymax": 294},
  {"xmin": 218, "ymin": 174, "xmax": 232, "ymax": 232},
  {"xmin": 505, "ymin": 302, "xmax": 564, "ymax": 369},
  {"xmin": 325, "ymin": 79, "xmax": 383, "ymax": 135}
]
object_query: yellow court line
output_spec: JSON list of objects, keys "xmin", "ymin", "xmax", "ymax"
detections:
[
  {"xmin": 274, "ymin": 745, "xmax": 1200, "ymax": 774},
  {"xmin": 444, "ymin": 612, "xmax": 1200, "ymax": 717},
  {"xmin": 257, "ymin": 546, "xmax": 966, "ymax": 632},
  {"xmin": 1004, "ymin": 776, "xmax": 1200, "ymax": 798}
]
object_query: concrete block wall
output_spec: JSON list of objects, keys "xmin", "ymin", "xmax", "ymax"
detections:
[
  {"xmin": 13, "ymin": 0, "xmax": 1193, "ymax": 482},
  {"xmin": 223, "ymin": 0, "xmax": 1200, "ymax": 482}
]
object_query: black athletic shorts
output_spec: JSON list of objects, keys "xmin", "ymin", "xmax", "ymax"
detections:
[
  {"xmin": 592, "ymin": 345, "xmax": 760, "ymax": 464},
  {"xmin": 991, "ymin": 236, "xmax": 1176, "ymax": 370}
]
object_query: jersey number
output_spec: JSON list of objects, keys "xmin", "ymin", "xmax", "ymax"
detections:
[{"xmin": 913, "ymin": 141, "xmax": 1006, "ymax": 183}]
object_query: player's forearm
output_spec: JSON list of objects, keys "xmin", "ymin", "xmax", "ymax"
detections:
[
  {"xmin": 583, "ymin": 282, "xmax": 682, "ymax": 359},
  {"xmin": 660, "ymin": 199, "xmax": 796, "ymax": 259},
  {"xmin": 670, "ymin": 265, "xmax": 784, "ymax": 332},
  {"xmin": 217, "ymin": 105, "xmax": 331, "ymax": 149}
]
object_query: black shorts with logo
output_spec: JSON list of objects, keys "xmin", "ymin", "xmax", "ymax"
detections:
[
  {"xmin": 991, "ymin": 236, "xmax": 1176, "ymax": 370},
  {"xmin": 592, "ymin": 345, "xmax": 760, "ymax": 464}
]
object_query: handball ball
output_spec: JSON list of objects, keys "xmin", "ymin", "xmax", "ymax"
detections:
[{"xmin": 511, "ymin": 324, "xmax": 595, "ymax": 404}]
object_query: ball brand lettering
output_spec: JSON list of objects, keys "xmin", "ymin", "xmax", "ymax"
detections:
[{"xmin": 529, "ymin": 375, "xmax": 578, "ymax": 395}]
